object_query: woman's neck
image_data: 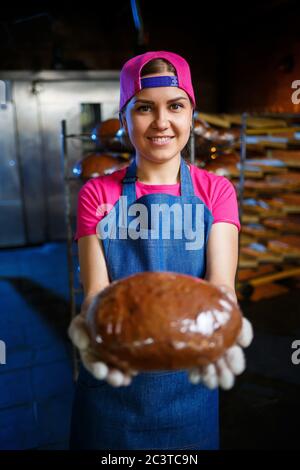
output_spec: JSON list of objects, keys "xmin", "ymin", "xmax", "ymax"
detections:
[{"xmin": 135, "ymin": 155, "xmax": 181, "ymax": 185}]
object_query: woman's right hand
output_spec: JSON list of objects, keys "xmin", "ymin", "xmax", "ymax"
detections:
[{"xmin": 68, "ymin": 312, "xmax": 138, "ymax": 387}]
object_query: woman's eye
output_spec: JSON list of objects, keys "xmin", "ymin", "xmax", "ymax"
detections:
[
  {"xmin": 135, "ymin": 103, "xmax": 183, "ymax": 112},
  {"xmin": 170, "ymin": 103, "xmax": 183, "ymax": 110},
  {"xmin": 136, "ymin": 105, "xmax": 151, "ymax": 112}
]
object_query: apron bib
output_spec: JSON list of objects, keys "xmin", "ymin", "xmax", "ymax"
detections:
[{"xmin": 70, "ymin": 157, "xmax": 219, "ymax": 450}]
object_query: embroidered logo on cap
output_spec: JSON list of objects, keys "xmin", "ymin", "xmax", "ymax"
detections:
[{"xmin": 141, "ymin": 76, "xmax": 179, "ymax": 88}]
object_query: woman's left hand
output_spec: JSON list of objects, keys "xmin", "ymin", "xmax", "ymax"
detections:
[{"xmin": 188, "ymin": 316, "xmax": 254, "ymax": 390}]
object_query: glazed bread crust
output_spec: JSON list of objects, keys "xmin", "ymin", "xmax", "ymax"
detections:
[{"xmin": 86, "ymin": 272, "xmax": 242, "ymax": 372}]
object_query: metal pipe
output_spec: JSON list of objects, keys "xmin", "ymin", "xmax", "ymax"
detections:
[
  {"xmin": 237, "ymin": 112, "xmax": 247, "ymax": 294},
  {"xmin": 61, "ymin": 119, "xmax": 79, "ymax": 381}
]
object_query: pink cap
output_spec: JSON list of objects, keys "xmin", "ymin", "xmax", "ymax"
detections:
[{"xmin": 119, "ymin": 50, "xmax": 196, "ymax": 111}]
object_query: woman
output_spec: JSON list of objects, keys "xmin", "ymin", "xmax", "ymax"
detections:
[{"xmin": 68, "ymin": 51, "xmax": 253, "ymax": 450}]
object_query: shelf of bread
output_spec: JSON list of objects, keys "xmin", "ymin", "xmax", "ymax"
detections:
[
  {"xmin": 194, "ymin": 112, "xmax": 300, "ymax": 298},
  {"xmin": 240, "ymin": 242, "xmax": 284, "ymax": 263},
  {"xmin": 237, "ymin": 282, "xmax": 290, "ymax": 302},
  {"xmin": 267, "ymin": 194, "xmax": 300, "ymax": 213},
  {"xmin": 237, "ymin": 263, "xmax": 277, "ymax": 282},
  {"xmin": 267, "ymin": 235, "xmax": 300, "ymax": 259},
  {"xmin": 238, "ymin": 254, "xmax": 259, "ymax": 269}
]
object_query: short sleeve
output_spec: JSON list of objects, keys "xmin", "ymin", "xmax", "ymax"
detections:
[
  {"xmin": 74, "ymin": 180, "xmax": 102, "ymax": 241},
  {"xmin": 211, "ymin": 177, "xmax": 241, "ymax": 232}
]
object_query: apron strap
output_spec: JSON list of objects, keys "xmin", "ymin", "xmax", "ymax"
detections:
[
  {"xmin": 122, "ymin": 156, "xmax": 195, "ymax": 202},
  {"xmin": 180, "ymin": 158, "xmax": 195, "ymax": 197},
  {"xmin": 122, "ymin": 158, "xmax": 138, "ymax": 202}
]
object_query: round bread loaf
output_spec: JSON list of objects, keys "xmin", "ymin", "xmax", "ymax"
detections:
[{"xmin": 86, "ymin": 272, "xmax": 243, "ymax": 373}]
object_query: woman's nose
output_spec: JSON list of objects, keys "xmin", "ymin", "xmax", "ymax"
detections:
[{"xmin": 151, "ymin": 109, "xmax": 170, "ymax": 130}]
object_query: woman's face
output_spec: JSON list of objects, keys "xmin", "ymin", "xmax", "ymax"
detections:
[{"xmin": 123, "ymin": 72, "xmax": 193, "ymax": 164}]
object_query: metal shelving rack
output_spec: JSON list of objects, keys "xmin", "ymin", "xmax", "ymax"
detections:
[
  {"xmin": 61, "ymin": 117, "xmax": 199, "ymax": 379},
  {"xmin": 191, "ymin": 112, "xmax": 247, "ymax": 277},
  {"xmin": 235, "ymin": 113, "xmax": 300, "ymax": 298},
  {"xmin": 60, "ymin": 118, "xmax": 132, "ymax": 379},
  {"xmin": 61, "ymin": 119, "xmax": 90, "ymax": 380}
]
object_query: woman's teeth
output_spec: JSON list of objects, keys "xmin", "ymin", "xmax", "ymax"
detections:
[{"xmin": 149, "ymin": 137, "xmax": 173, "ymax": 145}]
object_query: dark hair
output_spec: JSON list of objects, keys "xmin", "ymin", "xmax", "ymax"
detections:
[
  {"xmin": 120, "ymin": 58, "xmax": 192, "ymax": 160},
  {"xmin": 140, "ymin": 58, "xmax": 176, "ymax": 76}
]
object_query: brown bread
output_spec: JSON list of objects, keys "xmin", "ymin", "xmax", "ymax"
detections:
[{"xmin": 86, "ymin": 272, "xmax": 243, "ymax": 373}]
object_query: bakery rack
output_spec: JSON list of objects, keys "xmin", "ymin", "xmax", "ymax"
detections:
[
  {"xmin": 197, "ymin": 112, "xmax": 300, "ymax": 301},
  {"xmin": 61, "ymin": 119, "xmax": 91, "ymax": 379},
  {"xmin": 61, "ymin": 118, "xmax": 133, "ymax": 379}
]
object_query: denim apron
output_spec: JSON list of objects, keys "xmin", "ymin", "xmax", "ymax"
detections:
[{"xmin": 70, "ymin": 157, "xmax": 219, "ymax": 450}]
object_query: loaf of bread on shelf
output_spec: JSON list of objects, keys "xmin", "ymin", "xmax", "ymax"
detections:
[
  {"xmin": 243, "ymin": 179, "xmax": 287, "ymax": 192},
  {"xmin": 238, "ymin": 254, "xmax": 259, "ymax": 268},
  {"xmin": 241, "ymin": 171, "xmax": 300, "ymax": 193},
  {"xmin": 241, "ymin": 242, "xmax": 283, "ymax": 262},
  {"xmin": 242, "ymin": 214, "xmax": 260, "ymax": 224},
  {"xmin": 86, "ymin": 272, "xmax": 243, "ymax": 373},
  {"xmin": 268, "ymin": 194, "xmax": 300, "ymax": 213},
  {"xmin": 75, "ymin": 153, "xmax": 129, "ymax": 179},
  {"xmin": 240, "ymin": 234, "xmax": 257, "ymax": 246},
  {"xmin": 268, "ymin": 235, "xmax": 300, "ymax": 257},
  {"xmin": 244, "ymin": 179, "xmax": 284, "ymax": 193},
  {"xmin": 205, "ymin": 162, "xmax": 263, "ymax": 178},
  {"xmin": 263, "ymin": 216, "xmax": 300, "ymax": 234},
  {"xmin": 242, "ymin": 198, "xmax": 282, "ymax": 217},
  {"xmin": 241, "ymin": 223, "xmax": 278, "ymax": 238},
  {"xmin": 246, "ymin": 158, "xmax": 287, "ymax": 173},
  {"xmin": 265, "ymin": 173, "xmax": 300, "ymax": 190},
  {"xmin": 271, "ymin": 150, "xmax": 300, "ymax": 168},
  {"xmin": 237, "ymin": 264, "xmax": 276, "ymax": 282}
]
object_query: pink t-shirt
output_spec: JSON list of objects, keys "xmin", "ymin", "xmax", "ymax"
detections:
[{"xmin": 74, "ymin": 163, "xmax": 241, "ymax": 241}]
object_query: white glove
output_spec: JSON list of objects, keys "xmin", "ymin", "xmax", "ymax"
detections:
[
  {"xmin": 188, "ymin": 286, "xmax": 254, "ymax": 390},
  {"xmin": 68, "ymin": 313, "xmax": 138, "ymax": 387}
]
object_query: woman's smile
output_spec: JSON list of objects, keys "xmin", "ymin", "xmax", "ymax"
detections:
[{"xmin": 147, "ymin": 136, "xmax": 175, "ymax": 146}]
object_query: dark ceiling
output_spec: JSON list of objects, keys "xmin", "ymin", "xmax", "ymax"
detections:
[
  {"xmin": 1, "ymin": 0, "xmax": 299, "ymax": 40},
  {"xmin": 0, "ymin": 0, "xmax": 299, "ymax": 70}
]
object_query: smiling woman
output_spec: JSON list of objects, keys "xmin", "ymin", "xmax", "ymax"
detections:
[
  {"xmin": 120, "ymin": 58, "xmax": 193, "ymax": 175},
  {"xmin": 68, "ymin": 51, "xmax": 247, "ymax": 451}
]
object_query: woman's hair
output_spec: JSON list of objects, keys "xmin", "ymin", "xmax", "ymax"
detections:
[
  {"xmin": 140, "ymin": 58, "xmax": 176, "ymax": 77},
  {"xmin": 120, "ymin": 58, "xmax": 192, "ymax": 159}
]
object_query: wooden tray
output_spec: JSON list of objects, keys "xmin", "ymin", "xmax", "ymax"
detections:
[
  {"xmin": 249, "ymin": 283, "xmax": 290, "ymax": 302},
  {"xmin": 239, "ymin": 234, "xmax": 257, "ymax": 246},
  {"xmin": 238, "ymin": 254, "xmax": 259, "ymax": 268},
  {"xmin": 241, "ymin": 223, "xmax": 279, "ymax": 239},
  {"xmin": 242, "ymin": 198, "xmax": 283, "ymax": 217},
  {"xmin": 246, "ymin": 158, "xmax": 287, "ymax": 174},
  {"xmin": 270, "ymin": 150, "xmax": 300, "ymax": 168},
  {"xmin": 237, "ymin": 264, "xmax": 276, "ymax": 282},
  {"xmin": 242, "ymin": 214, "xmax": 260, "ymax": 224},
  {"xmin": 267, "ymin": 194, "xmax": 300, "ymax": 214},
  {"xmin": 263, "ymin": 216, "xmax": 300, "ymax": 234},
  {"xmin": 241, "ymin": 242, "xmax": 283, "ymax": 263},
  {"xmin": 267, "ymin": 235, "xmax": 300, "ymax": 259}
]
